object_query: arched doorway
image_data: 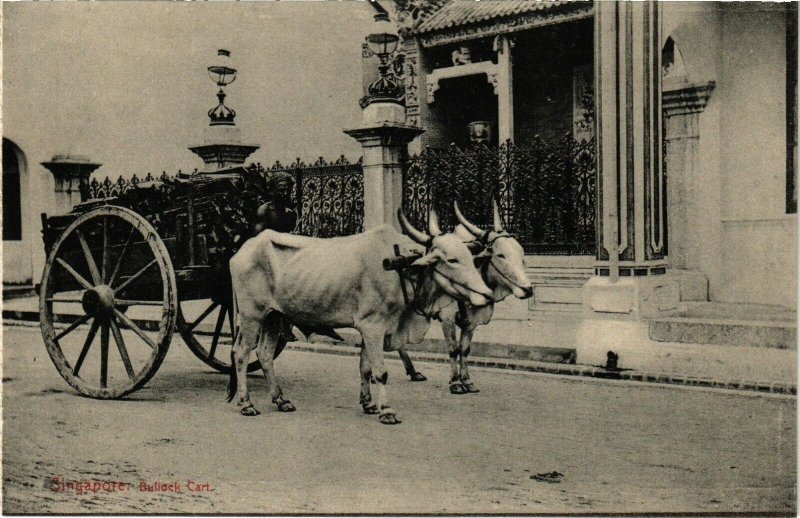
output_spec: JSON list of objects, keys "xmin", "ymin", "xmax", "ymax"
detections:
[{"xmin": 3, "ymin": 138, "xmax": 32, "ymax": 284}]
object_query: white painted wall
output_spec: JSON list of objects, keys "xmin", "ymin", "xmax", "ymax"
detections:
[
  {"xmin": 717, "ymin": 5, "xmax": 796, "ymax": 308},
  {"xmin": 663, "ymin": 2, "xmax": 797, "ymax": 309},
  {"xmin": 2, "ymin": 137, "xmax": 55, "ymax": 286}
]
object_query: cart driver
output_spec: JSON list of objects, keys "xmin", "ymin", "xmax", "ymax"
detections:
[
  {"xmin": 254, "ymin": 171, "xmax": 297, "ymax": 235},
  {"xmin": 253, "ymin": 171, "xmax": 298, "ymax": 350}
]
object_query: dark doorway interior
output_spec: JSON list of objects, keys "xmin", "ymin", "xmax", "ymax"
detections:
[{"xmin": 3, "ymin": 139, "xmax": 22, "ymax": 241}]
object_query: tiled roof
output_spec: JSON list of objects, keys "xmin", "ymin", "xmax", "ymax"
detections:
[{"xmin": 415, "ymin": 1, "xmax": 577, "ymax": 34}]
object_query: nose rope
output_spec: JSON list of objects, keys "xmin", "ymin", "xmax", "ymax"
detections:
[
  {"xmin": 432, "ymin": 267, "xmax": 495, "ymax": 300},
  {"xmin": 399, "ymin": 267, "xmax": 494, "ymax": 320},
  {"xmin": 486, "ymin": 259, "xmax": 530, "ymax": 292}
]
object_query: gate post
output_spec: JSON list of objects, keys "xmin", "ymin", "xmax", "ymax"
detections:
[
  {"xmin": 41, "ymin": 154, "xmax": 102, "ymax": 215},
  {"xmin": 344, "ymin": 109, "xmax": 424, "ymax": 231}
]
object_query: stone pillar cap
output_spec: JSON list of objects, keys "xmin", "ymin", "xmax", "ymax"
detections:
[{"xmin": 43, "ymin": 154, "xmax": 101, "ymax": 166}]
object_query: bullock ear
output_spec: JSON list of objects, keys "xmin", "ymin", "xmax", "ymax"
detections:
[
  {"xmin": 465, "ymin": 241, "xmax": 485, "ymax": 254},
  {"xmin": 410, "ymin": 251, "xmax": 440, "ymax": 268},
  {"xmin": 473, "ymin": 249, "xmax": 491, "ymax": 267}
]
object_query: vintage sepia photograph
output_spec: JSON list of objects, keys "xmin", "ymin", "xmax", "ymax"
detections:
[{"xmin": 1, "ymin": 0, "xmax": 797, "ymax": 515}]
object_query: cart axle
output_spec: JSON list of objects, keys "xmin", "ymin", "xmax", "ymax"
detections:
[{"xmin": 81, "ymin": 285, "xmax": 116, "ymax": 318}]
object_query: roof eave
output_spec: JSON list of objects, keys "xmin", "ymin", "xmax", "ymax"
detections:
[{"xmin": 409, "ymin": 2, "xmax": 594, "ymax": 48}]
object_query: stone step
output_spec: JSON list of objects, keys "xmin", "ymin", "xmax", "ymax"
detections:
[
  {"xmin": 527, "ymin": 265, "xmax": 593, "ymax": 314},
  {"xmin": 2, "ymin": 285, "xmax": 36, "ymax": 301},
  {"xmin": 648, "ymin": 302, "xmax": 797, "ymax": 350}
]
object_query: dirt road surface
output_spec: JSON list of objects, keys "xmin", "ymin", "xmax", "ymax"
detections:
[{"xmin": 2, "ymin": 324, "xmax": 796, "ymax": 514}]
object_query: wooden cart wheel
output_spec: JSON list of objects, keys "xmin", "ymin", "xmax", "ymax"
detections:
[
  {"xmin": 39, "ymin": 206, "xmax": 177, "ymax": 399},
  {"xmin": 177, "ymin": 283, "xmax": 260, "ymax": 374}
]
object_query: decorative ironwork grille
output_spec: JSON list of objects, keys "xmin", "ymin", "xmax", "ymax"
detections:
[
  {"xmin": 82, "ymin": 156, "xmax": 365, "ymax": 239},
  {"xmin": 403, "ymin": 135, "xmax": 596, "ymax": 255},
  {"xmin": 83, "ymin": 171, "xmax": 180, "ymax": 199},
  {"xmin": 262, "ymin": 155, "xmax": 364, "ymax": 238}
]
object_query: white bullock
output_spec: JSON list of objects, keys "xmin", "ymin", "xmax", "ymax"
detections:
[
  {"xmin": 395, "ymin": 201, "xmax": 533, "ymax": 394},
  {"xmin": 227, "ymin": 210, "xmax": 493, "ymax": 424}
]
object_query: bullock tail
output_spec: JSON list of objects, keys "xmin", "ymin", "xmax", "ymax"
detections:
[
  {"xmin": 227, "ymin": 285, "xmax": 239, "ymax": 403},
  {"xmin": 227, "ymin": 349, "xmax": 237, "ymax": 402}
]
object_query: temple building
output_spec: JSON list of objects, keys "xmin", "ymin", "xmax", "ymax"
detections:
[{"xmin": 372, "ymin": 0, "xmax": 797, "ymax": 320}]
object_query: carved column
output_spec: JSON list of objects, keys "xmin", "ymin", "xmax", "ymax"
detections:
[
  {"xmin": 583, "ymin": 1, "xmax": 679, "ymax": 319},
  {"xmin": 41, "ymin": 155, "xmax": 102, "ymax": 214},
  {"xmin": 495, "ymin": 35, "xmax": 514, "ymax": 144},
  {"xmin": 662, "ymin": 81, "xmax": 715, "ymax": 272}
]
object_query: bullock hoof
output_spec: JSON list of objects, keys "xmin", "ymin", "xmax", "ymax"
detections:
[
  {"xmin": 362, "ymin": 404, "xmax": 380, "ymax": 415},
  {"xmin": 379, "ymin": 413, "xmax": 402, "ymax": 425},
  {"xmin": 409, "ymin": 372, "xmax": 427, "ymax": 382},
  {"xmin": 449, "ymin": 383, "xmax": 468, "ymax": 395},
  {"xmin": 277, "ymin": 401, "xmax": 296, "ymax": 412},
  {"xmin": 240, "ymin": 404, "xmax": 261, "ymax": 416},
  {"xmin": 462, "ymin": 381, "xmax": 480, "ymax": 393}
]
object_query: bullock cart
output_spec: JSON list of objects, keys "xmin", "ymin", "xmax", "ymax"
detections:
[{"xmin": 38, "ymin": 169, "xmax": 277, "ymax": 399}]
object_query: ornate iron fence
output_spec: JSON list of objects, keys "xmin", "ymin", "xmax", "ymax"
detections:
[
  {"xmin": 261, "ymin": 155, "xmax": 364, "ymax": 238},
  {"xmin": 403, "ymin": 135, "xmax": 596, "ymax": 255},
  {"xmin": 83, "ymin": 171, "xmax": 182, "ymax": 199},
  {"xmin": 82, "ymin": 156, "xmax": 364, "ymax": 239}
]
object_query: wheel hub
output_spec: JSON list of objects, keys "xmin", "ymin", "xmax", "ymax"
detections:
[{"xmin": 81, "ymin": 285, "xmax": 115, "ymax": 318}]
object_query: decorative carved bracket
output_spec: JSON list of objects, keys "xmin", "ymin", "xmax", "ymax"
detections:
[
  {"xmin": 425, "ymin": 61, "xmax": 499, "ymax": 103},
  {"xmin": 662, "ymin": 81, "xmax": 716, "ymax": 117}
]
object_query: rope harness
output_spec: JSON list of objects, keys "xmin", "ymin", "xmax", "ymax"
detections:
[
  {"xmin": 392, "ymin": 232, "xmax": 527, "ymax": 325},
  {"xmin": 392, "ymin": 244, "xmax": 493, "ymax": 320}
]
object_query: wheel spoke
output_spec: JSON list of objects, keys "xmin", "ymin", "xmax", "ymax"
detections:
[
  {"xmin": 113, "ymin": 259, "xmax": 157, "ymax": 294},
  {"xmin": 187, "ymin": 301, "xmax": 218, "ymax": 331},
  {"xmin": 101, "ymin": 217, "xmax": 109, "ymax": 283},
  {"xmin": 55, "ymin": 258, "xmax": 93, "ymax": 290},
  {"xmin": 110, "ymin": 318, "xmax": 136, "ymax": 380},
  {"xmin": 115, "ymin": 299, "xmax": 165, "ymax": 306},
  {"xmin": 54, "ymin": 314, "xmax": 91, "ymax": 342},
  {"xmin": 100, "ymin": 322, "xmax": 110, "ymax": 388},
  {"xmin": 46, "ymin": 296, "xmax": 84, "ymax": 304},
  {"xmin": 108, "ymin": 227, "xmax": 135, "ymax": 288},
  {"xmin": 114, "ymin": 309, "xmax": 156, "ymax": 350},
  {"xmin": 77, "ymin": 229, "xmax": 102, "ymax": 286},
  {"xmin": 73, "ymin": 319, "xmax": 100, "ymax": 376},
  {"xmin": 209, "ymin": 307, "xmax": 227, "ymax": 359}
]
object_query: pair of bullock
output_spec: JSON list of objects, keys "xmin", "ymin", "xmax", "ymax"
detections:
[{"xmin": 227, "ymin": 202, "xmax": 531, "ymax": 424}]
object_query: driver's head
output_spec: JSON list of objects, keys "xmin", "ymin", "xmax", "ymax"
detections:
[{"xmin": 265, "ymin": 172, "xmax": 295, "ymax": 203}]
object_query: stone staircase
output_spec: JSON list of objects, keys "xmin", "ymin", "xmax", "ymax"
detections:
[
  {"xmin": 2, "ymin": 284, "xmax": 36, "ymax": 301},
  {"xmin": 649, "ymin": 301, "xmax": 797, "ymax": 350},
  {"xmin": 526, "ymin": 256, "xmax": 594, "ymax": 314}
]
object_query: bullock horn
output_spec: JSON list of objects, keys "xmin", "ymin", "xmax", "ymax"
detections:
[
  {"xmin": 397, "ymin": 209, "xmax": 431, "ymax": 245},
  {"xmin": 428, "ymin": 208, "xmax": 442, "ymax": 236},
  {"xmin": 492, "ymin": 199, "xmax": 503, "ymax": 232},
  {"xmin": 453, "ymin": 201, "xmax": 485, "ymax": 238}
]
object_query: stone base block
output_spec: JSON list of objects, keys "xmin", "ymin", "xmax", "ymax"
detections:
[
  {"xmin": 668, "ymin": 269, "xmax": 709, "ymax": 301},
  {"xmin": 583, "ymin": 275, "xmax": 681, "ymax": 320}
]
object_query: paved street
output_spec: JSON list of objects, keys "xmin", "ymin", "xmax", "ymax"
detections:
[{"xmin": 2, "ymin": 324, "xmax": 796, "ymax": 514}]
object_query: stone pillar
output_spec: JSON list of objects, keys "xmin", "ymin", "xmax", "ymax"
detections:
[
  {"xmin": 344, "ymin": 101, "xmax": 424, "ymax": 230},
  {"xmin": 663, "ymin": 82, "xmax": 715, "ymax": 264},
  {"xmin": 41, "ymin": 155, "xmax": 102, "ymax": 215},
  {"xmin": 494, "ymin": 35, "xmax": 514, "ymax": 144},
  {"xmin": 660, "ymin": 81, "xmax": 716, "ymax": 302},
  {"xmin": 583, "ymin": 1, "xmax": 680, "ymax": 319}
]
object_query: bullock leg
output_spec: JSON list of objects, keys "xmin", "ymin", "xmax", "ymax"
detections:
[
  {"xmin": 442, "ymin": 321, "xmax": 466, "ymax": 395},
  {"xmin": 256, "ymin": 317, "xmax": 296, "ymax": 412},
  {"xmin": 458, "ymin": 327, "xmax": 479, "ymax": 393},
  {"xmin": 360, "ymin": 325, "xmax": 400, "ymax": 425},
  {"xmin": 231, "ymin": 317, "xmax": 261, "ymax": 416},
  {"xmin": 397, "ymin": 347, "xmax": 427, "ymax": 382},
  {"xmin": 359, "ymin": 345, "xmax": 378, "ymax": 415}
]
